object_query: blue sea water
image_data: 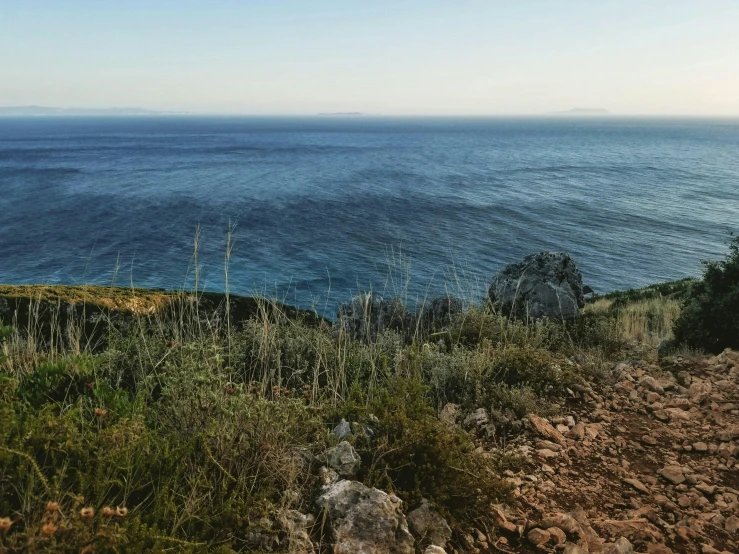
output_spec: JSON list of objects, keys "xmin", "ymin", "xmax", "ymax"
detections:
[{"xmin": 0, "ymin": 116, "xmax": 737, "ymax": 313}]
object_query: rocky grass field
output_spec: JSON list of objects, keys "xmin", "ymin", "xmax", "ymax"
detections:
[{"xmin": 0, "ymin": 240, "xmax": 738, "ymax": 554}]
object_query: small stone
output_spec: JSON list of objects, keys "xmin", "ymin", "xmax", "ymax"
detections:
[
  {"xmin": 623, "ymin": 478, "xmax": 650, "ymax": 494},
  {"xmin": 604, "ymin": 537, "xmax": 634, "ymax": 554},
  {"xmin": 693, "ymin": 442, "xmax": 708, "ymax": 452},
  {"xmin": 659, "ymin": 466, "xmax": 686, "ymax": 485},
  {"xmin": 640, "ymin": 376, "xmax": 664, "ymax": 393},
  {"xmin": 725, "ymin": 515, "xmax": 739, "ymax": 533},
  {"xmin": 641, "ymin": 435, "xmax": 658, "ymax": 446},
  {"xmin": 569, "ymin": 423, "xmax": 586, "ymax": 440},
  {"xmin": 530, "ymin": 415, "xmax": 566, "ymax": 444},
  {"xmin": 316, "ymin": 480, "xmax": 414, "ymax": 554},
  {"xmin": 547, "ymin": 526, "xmax": 567, "ymax": 545},
  {"xmin": 332, "ymin": 419, "xmax": 352, "ymax": 439},
  {"xmin": 646, "ymin": 391, "xmax": 662, "ymax": 403},
  {"xmin": 325, "ymin": 441, "xmax": 361, "ymax": 477},
  {"xmin": 528, "ymin": 528, "xmax": 551, "ymax": 546},
  {"xmin": 696, "ymin": 483, "xmax": 716, "ymax": 495},
  {"xmin": 407, "ymin": 500, "xmax": 452, "ymax": 547},
  {"xmin": 464, "ymin": 408, "xmax": 489, "ymax": 428},
  {"xmin": 537, "ymin": 448, "xmax": 559, "ymax": 460}
]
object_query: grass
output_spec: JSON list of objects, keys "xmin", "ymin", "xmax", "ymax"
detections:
[
  {"xmin": 0, "ymin": 271, "xmax": 684, "ymax": 552},
  {"xmin": 0, "ymin": 285, "xmax": 172, "ymax": 316},
  {"xmin": 584, "ymin": 294, "xmax": 681, "ymax": 346}
]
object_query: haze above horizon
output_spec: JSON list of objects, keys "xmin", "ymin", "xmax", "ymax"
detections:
[{"xmin": 2, "ymin": 1, "xmax": 738, "ymax": 116}]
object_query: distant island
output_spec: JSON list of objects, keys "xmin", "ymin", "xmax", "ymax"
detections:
[
  {"xmin": 0, "ymin": 106, "xmax": 184, "ymax": 116},
  {"xmin": 550, "ymin": 107, "xmax": 610, "ymax": 115},
  {"xmin": 317, "ymin": 112, "xmax": 365, "ymax": 116}
]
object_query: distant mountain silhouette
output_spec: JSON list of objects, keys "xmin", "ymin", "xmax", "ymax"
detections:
[
  {"xmin": 317, "ymin": 112, "xmax": 364, "ymax": 116},
  {"xmin": 550, "ymin": 108, "xmax": 610, "ymax": 115},
  {"xmin": 0, "ymin": 106, "xmax": 182, "ymax": 116}
]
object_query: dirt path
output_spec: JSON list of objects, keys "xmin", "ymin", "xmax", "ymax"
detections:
[{"xmin": 482, "ymin": 350, "xmax": 739, "ymax": 554}]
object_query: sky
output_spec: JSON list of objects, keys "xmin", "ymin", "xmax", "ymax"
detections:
[{"xmin": 2, "ymin": 0, "xmax": 738, "ymax": 115}]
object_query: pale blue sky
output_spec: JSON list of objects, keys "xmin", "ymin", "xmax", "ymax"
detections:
[{"xmin": 2, "ymin": 0, "xmax": 738, "ymax": 115}]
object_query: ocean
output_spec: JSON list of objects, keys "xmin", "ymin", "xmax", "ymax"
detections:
[{"xmin": 0, "ymin": 116, "xmax": 737, "ymax": 314}]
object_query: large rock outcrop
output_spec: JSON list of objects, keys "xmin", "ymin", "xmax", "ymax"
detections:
[
  {"xmin": 488, "ymin": 252, "xmax": 585, "ymax": 319},
  {"xmin": 315, "ymin": 480, "xmax": 414, "ymax": 554}
]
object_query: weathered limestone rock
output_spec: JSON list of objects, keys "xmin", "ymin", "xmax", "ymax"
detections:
[
  {"xmin": 406, "ymin": 499, "xmax": 452, "ymax": 547},
  {"xmin": 333, "ymin": 419, "xmax": 353, "ymax": 439},
  {"xmin": 603, "ymin": 537, "xmax": 634, "ymax": 554},
  {"xmin": 325, "ymin": 441, "xmax": 362, "ymax": 478},
  {"xmin": 463, "ymin": 408, "xmax": 489, "ymax": 428},
  {"xmin": 529, "ymin": 414, "xmax": 566, "ymax": 444},
  {"xmin": 316, "ymin": 480, "xmax": 414, "ymax": 554},
  {"xmin": 488, "ymin": 252, "xmax": 585, "ymax": 319},
  {"xmin": 659, "ymin": 466, "xmax": 686, "ymax": 486},
  {"xmin": 528, "ymin": 528, "xmax": 551, "ymax": 546}
]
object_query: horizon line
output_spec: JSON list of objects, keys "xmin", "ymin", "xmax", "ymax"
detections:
[{"xmin": 2, "ymin": 111, "xmax": 739, "ymax": 118}]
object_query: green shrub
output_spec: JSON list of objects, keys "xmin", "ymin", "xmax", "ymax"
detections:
[
  {"xmin": 0, "ymin": 321, "xmax": 14, "ymax": 367},
  {"xmin": 553, "ymin": 311, "xmax": 623, "ymax": 358},
  {"xmin": 590, "ymin": 278, "xmax": 696, "ymax": 308},
  {"xmin": 672, "ymin": 235, "xmax": 739, "ymax": 353},
  {"xmin": 14, "ymin": 355, "xmax": 97, "ymax": 409},
  {"xmin": 337, "ymin": 377, "xmax": 510, "ymax": 527},
  {"xmin": 0, "ymin": 321, "xmax": 13, "ymax": 343},
  {"xmin": 485, "ymin": 382, "xmax": 549, "ymax": 419},
  {"xmin": 483, "ymin": 346, "xmax": 581, "ymax": 396}
]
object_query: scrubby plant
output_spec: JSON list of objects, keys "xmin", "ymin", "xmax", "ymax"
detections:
[
  {"xmin": 0, "ymin": 267, "xmax": 672, "ymax": 551},
  {"xmin": 337, "ymin": 377, "xmax": 511, "ymax": 527},
  {"xmin": 591, "ymin": 278, "xmax": 696, "ymax": 308},
  {"xmin": 672, "ymin": 235, "xmax": 739, "ymax": 353}
]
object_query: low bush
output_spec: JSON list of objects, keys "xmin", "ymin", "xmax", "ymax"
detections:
[
  {"xmin": 672, "ymin": 235, "xmax": 739, "ymax": 353},
  {"xmin": 0, "ymin": 272, "xmax": 673, "ymax": 551},
  {"xmin": 336, "ymin": 377, "xmax": 511, "ymax": 527}
]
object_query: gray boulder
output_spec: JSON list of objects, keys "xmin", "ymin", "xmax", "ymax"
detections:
[
  {"xmin": 325, "ymin": 441, "xmax": 362, "ymax": 478},
  {"xmin": 488, "ymin": 252, "xmax": 585, "ymax": 320},
  {"xmin": 316, "ymin": 480, "xmax": 414, "ymax": 554},
  {"xmin": 407, "ymin": 499, "xmax": 452, "ymax": 547},
  {"xmin": 332, "ymin": 419, "xmax": 353, "ymax": 439}
]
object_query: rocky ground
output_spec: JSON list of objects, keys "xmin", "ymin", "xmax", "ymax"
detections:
[
  {"xmin": 469, "ymin": 348, "xmax": 739, "ymax": 554},
  {"xmin": 244, "ymin": 350, "xmax": 739, "ymax": 554}
]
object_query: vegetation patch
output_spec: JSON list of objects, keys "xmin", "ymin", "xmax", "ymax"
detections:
[
  {"xmin": 7, "ymin": 247, "xmax": 738, "ymax": 551},
  {"xmin": 672, "ymin": 235, "xmax": 739, "ymax": 353}
]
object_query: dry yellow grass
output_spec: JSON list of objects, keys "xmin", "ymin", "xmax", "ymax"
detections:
[
  {"xmin": 616, "ymin": 297, "xmax": 681, "ymax": 345},
  {"xmin": 583, "ymin": 298, "xmax": 613, "ymax": 314},
  {"xmin": 0, "ymin": 285, "xmax": 173, "ymax": 316},
  {"xmin": 585, "ymin": 295, "xmax": 680, "ymax": 345}
]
